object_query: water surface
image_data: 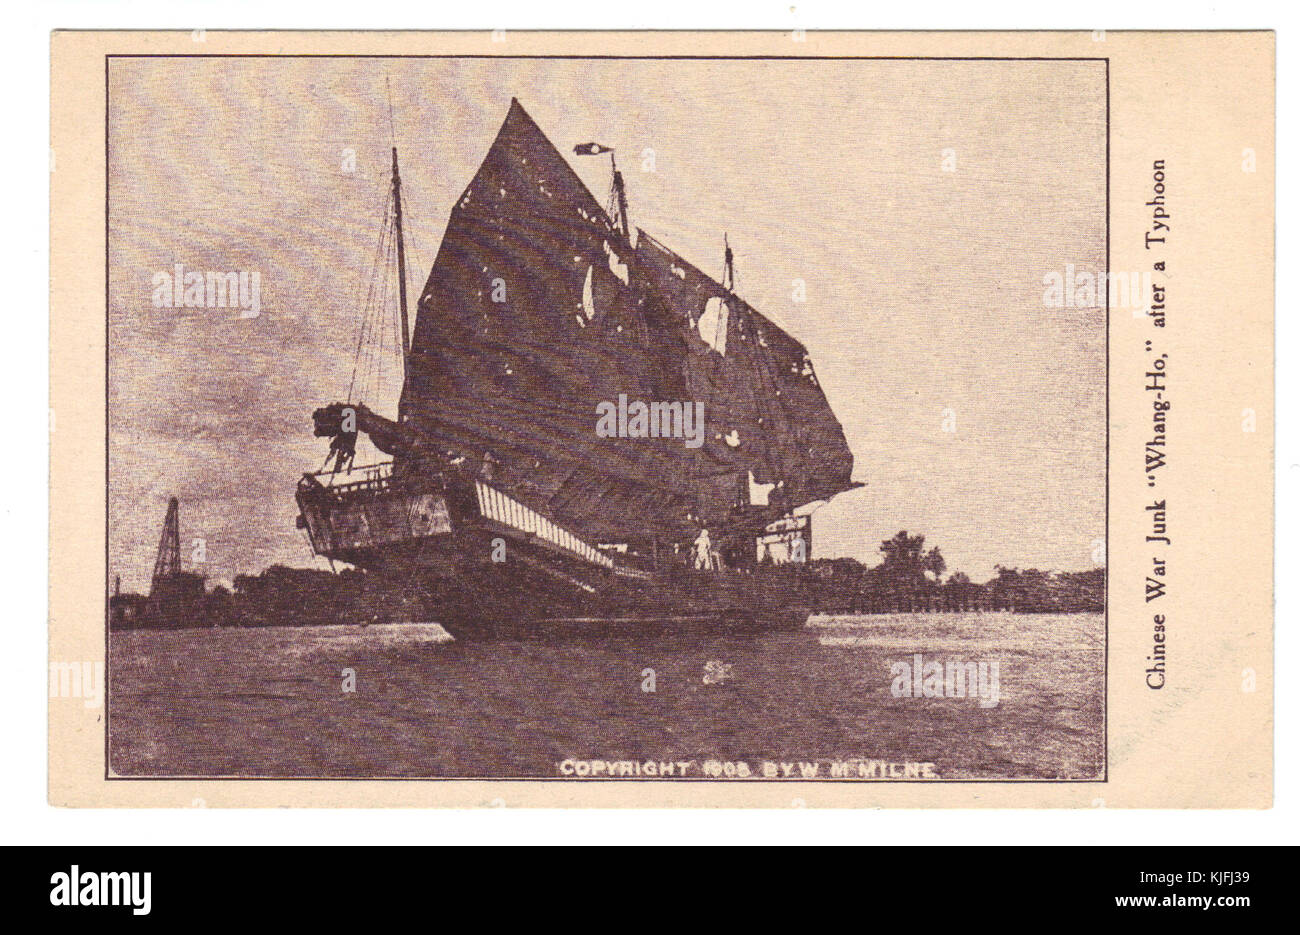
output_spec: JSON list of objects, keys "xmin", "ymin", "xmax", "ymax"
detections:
[{"xmin": 108, "ymin": 612, "xmax": 1104, "ymax": 780}]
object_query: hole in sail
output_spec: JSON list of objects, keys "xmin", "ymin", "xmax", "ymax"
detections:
[
  {"xmin": 581, "ymin": 265, "xmax": 596, "ymax": 320},
  {"xmin": 724, "ymin": 430, "xmax": 741, "ymax": 448},
  {"xmin": 603, "ymin": 241, "xmax": 629, "ymax": 285},
  {"xmin": 698, "ymin": 296, "xmax": 728, "ymax": 355},
  {"xmin": 748, "ymin": 471, "xmax": 775, "ymax": 506},
  {"xmin": 671, "ymin": 265, "xmax": 687, "ymax": 280}
]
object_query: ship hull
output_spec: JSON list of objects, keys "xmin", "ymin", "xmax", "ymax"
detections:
[
  {"xmin": 375, "ymin": 544, "xmax": 812, "ymax": 641},
  {"xmin": 295, "ymin": 473, "xmax": 811, "ymax": 641}
]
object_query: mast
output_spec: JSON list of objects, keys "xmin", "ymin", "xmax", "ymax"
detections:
[
  {"xmin": 611, "ymin": 153, "xmax": 630, "ymax": 242},
  {"xmin": 722, "ymin": 233, "xmax": 735, "ymax": 293},
  {"xmin": 392, "ymin": 147, "xmax": 411, "ymax": 391},
  {"xmin": 720, "ymin": 234, "xmax": 747, "ymax": 512},
  {"xmin": 571, "ymin": 141, "xmax": 628, "ymax": 242}
]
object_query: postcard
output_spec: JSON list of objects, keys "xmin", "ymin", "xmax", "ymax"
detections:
[{"xmin": 49, "ymin": 30, "xmax": 1273, "ymax": 807}]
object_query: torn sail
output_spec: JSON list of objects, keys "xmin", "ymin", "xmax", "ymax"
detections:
[
  {"xmin": 635, "ymin": 231, "xmax": 857, "ymax": 519},
  {"xmin": 400, "ymin": 99, "xmax": 854, "ymax": 543}
]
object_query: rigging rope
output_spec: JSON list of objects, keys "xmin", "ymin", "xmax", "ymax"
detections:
[
  {"xmin": 347, "ymin": 179, "xmax": 395, "ymax": 405},
  {"xmin": 335, "ymin": 171, "xmax": 411, "ymax": 473}
]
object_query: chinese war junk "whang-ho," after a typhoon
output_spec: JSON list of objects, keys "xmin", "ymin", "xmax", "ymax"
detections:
[{"xmin": 295, "ymin": 99, "xmax": 861, "ymax": 638}]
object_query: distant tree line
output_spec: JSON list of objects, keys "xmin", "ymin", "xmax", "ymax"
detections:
[
  {"xmin": 110, "ymin": 530, "xmax": 1105, "ymax": 630},
  {"xmin": 111, "ymin": 565, "xmax": 418, "ymax": 630},
  {"xmin": 771, "ymin": 530, "xmax": 1105, "ymax": 614}
]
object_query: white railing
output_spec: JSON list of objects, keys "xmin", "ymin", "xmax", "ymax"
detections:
[{"xmin": 474, "ymin": 481, "xmax": 614, "ymax": 569}]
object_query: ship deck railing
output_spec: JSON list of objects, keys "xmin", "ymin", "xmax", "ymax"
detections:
[
  {"xmin": 473, "ymin": 479, "xmax": 615, "ymax": 570},
  {"xmin": 303, "ymin": 462, "xmax": 448, "ymax": 502},
  {"xmin": 303, "ymin": 463, "xmax": 656, "ymax": 580}
]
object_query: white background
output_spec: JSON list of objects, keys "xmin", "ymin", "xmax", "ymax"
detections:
[{"xmin": 3, "ymin": 0, "xmax": 1292, "ymax": 845}]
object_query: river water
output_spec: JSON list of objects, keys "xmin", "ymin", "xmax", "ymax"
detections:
[{"xmin": 108, "ymin": 611, "xmax": 1104, "ymax": 780}]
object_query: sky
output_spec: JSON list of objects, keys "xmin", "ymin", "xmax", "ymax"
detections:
[{"xmin": 108, "ymin": 57, "xmax": 1106, "ymax": 592}]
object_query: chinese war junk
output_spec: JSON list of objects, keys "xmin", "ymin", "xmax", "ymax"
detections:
[{"xmin": 295, "ymin": 100, "xmax": 860, "ymax": 638}]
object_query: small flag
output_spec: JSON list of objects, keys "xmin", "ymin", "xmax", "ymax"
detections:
[{"xmin": 573, "ymin": 142, "xmax": 613, "ymax": 156}]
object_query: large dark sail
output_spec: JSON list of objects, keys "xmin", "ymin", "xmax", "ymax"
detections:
[
  {"xmin": 635, "ymin": 232, "xmax": 857, "ymax": 519},
  {"xmin": 400, "ymin": 99, "xmax": 854, "ymax": 543},
  {"xmin": 400, "ymin": 99, "xmax": 698, "ymax": 542}
]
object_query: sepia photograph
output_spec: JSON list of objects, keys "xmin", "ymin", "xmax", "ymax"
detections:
[{"xmin": 104, "ymin": 55, "xmax": 1107, "ymax": 781}]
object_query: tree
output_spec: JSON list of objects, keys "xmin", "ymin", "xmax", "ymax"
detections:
[
  {"xmin": 923, "ymin": 547, "xmax": 946, "ymax": 581},
  {"xmin": 878, "ymin": 531, "xmax": 928, "ymax": 609},
  {"xmin": 944, "ymin": 571, "xmax": 974, "ymax": 611},
  {"xmin": 879, "ymin": 531, "xmax": 926, "ymax": 576}
]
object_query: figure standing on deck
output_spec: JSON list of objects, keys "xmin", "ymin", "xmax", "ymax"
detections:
[{"xmin": 693, "ymin": 528, "xmax": 714, "ymax": 571}]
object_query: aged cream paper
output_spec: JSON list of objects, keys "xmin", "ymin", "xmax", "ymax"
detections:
[{"xmin": 50, "ymin": 30, "xmax": 1272, "ymax": 807}]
